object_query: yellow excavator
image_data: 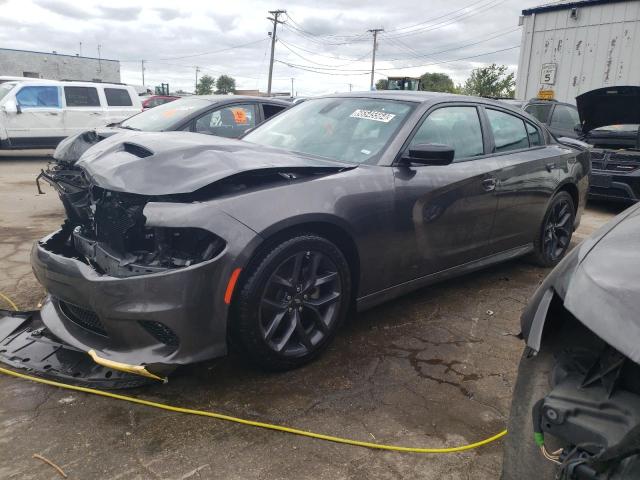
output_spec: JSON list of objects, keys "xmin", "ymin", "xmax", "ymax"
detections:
[{"xmin": 383, "ymin": 77, "xmax": 421, "ymax": 91}]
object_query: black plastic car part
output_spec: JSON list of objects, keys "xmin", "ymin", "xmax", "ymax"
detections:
[{"xmin": 0, "ymin": 309, "xmax": 155, "ymax": 389}]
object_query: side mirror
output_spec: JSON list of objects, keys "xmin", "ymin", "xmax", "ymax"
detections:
[
  {"xmin": 573, "ymin": 123, "xmax": 582, "ymax": 134},
  {"xmin": 403, "ymin": 143, "xmax": 455, "ymax": 166},
  {"xmin": 3, "ymin": 100, "xmax": 19, "ymax": 114}
]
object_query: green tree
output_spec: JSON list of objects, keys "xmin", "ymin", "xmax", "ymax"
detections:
[
  {"xmin": 375, "ymin": 79, "xmax": 387, "ymax": 90},
  {"xmin": 419, "ymin": 72, "xmax": 456, "ymax": 93},
  {"xmin": 461, "ymin": 64, "xmax": 515, "ymax": 98},
  {"xmin": 215, "ymin": 75, "xmax": 236, "ymax": 94},
  {"xmin": 196, "ymin": 75, "xmax": 215, "ymax": 95}
]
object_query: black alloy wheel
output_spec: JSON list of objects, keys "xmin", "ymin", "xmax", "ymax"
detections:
[
  {"xmin": 543, "ymin": 197, "xmax": 573, "ymax": 262},
  {"xmin": 233, "ymin": 234, "xmax": 351, "ymax": 371},
  {"xmin": 530, "ymin": 192, "xmax": 575, "ymax": 267},
  {"xmin": 259, "ymin": 250, "xmax": 342, "ymax": 356}
]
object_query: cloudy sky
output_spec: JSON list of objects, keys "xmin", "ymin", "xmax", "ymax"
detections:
[{"xmin": 0, "ymin": 0, "xmax": 548, "ymax": 95}]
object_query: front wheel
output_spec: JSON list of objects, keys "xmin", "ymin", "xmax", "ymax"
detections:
[
  {"xmin": 233, "ymin": 234, "xmax": 351, "ymax": 371},
  {"xmin": 530, "ymin": 191, "xmax": 575, "ymax": 267}
]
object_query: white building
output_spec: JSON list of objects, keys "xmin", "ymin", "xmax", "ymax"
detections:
[
  {"xmin": 0, "ymin": 48, "xmax": 120, "ymax": 83},
  {"xmin": 516, "ymin": 0, "xmax": 640, "ymax": 104}
]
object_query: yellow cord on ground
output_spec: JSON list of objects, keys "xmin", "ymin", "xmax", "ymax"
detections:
[
  {"xmin": 0, "ymin": 291, "xmax": 18, "ymax": 311},
  {"xmin": 0, "ymin": 291, "xmax": 507, "ymax": 453},
  {"xmin": 0, "ymin": 365, "xmax": 507, "ymax": 453}
]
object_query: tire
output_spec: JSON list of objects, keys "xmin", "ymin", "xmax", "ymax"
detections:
[
  {"xmin": 232, "ymin": 234, "xmax": 351, "ymax": 371},
  {"xmin": 529, "ymin": 191, "xmax": 575, "ymax": 268},
  {"xmin": 501, "ymin": 347, "xmax": 559, "ymax": 480}
]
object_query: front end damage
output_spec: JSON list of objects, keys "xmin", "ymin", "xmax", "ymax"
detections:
[
  {"xmin": 519, "ymin": 202, "xmax": 640, "ymax": 478},
  {"xmin": 13, "ymin": 131, "xmax": 352, "ymax": 384}
]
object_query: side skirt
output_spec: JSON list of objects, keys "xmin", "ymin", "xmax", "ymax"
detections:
[{"xmin": 356, "ymin": 244, "xmax": 534, "ymax": 312}]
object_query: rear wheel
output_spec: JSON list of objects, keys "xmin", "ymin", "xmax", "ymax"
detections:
[
  {"xmin": 530, "ymin": 191, "xmax": 575, "ymax": 267},
  {"xmin": 233, "ymin": 234, "xmax": 351, "ymax": 371}
]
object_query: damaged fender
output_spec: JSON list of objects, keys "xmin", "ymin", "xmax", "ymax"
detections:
[{"xmin": 521, "ymin": 201, "xmax": 640, "ymax": 362}]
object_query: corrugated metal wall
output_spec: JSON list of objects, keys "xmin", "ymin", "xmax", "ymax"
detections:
[{"xmin": 516, "ymin": 0, "xmax": 640, "ymax": 103}]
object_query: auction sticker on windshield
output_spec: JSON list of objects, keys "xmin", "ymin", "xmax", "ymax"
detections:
[{"xmin": 350, "ymin": 109, "xmax": 396, "ymax": 123}]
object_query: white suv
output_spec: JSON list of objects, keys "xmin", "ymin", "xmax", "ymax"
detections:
[{"xmin": 0, "ymin": 80, "xmax": 141, "ymax": 149}]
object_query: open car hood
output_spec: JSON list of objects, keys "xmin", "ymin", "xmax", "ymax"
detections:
[
  {"xmin": 76, "ymin": 131, "xmax": 353, "ymax": 196},
  {"xmin": 576, "ymin": 86, "xmax": 640, "ymax": 133}
]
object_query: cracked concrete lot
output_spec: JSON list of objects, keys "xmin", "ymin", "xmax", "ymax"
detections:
[{"xmin": 0, "ymin": 153, "xmax": 623, "ymax": 480}]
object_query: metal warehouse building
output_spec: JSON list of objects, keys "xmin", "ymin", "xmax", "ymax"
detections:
[
  {"xmin": 516, "ymin": 0, "xmax": 640, "ymax": 104},
  {"xmin": 0, "ymin": 48, "xmax": 120, "ymax": 83}
]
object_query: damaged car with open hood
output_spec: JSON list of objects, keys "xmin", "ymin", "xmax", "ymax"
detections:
[
  {"xmin": 576, "ymin": 86, "xmax": 640, "ymax": 203},
  {"xmin": 1, "ymin": 92, "xmax": 589, "ymax": 382}
]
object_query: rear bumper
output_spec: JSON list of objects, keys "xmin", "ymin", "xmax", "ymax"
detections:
[{"xmin": 30, "ymin": 225, "xmax": 254, "ymax": 367}]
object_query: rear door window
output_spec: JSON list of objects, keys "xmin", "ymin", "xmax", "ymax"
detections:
[
  {"xmin": 409, "ymin": 106, "xmax": 484, "ymax": 160},
  {"xmin": 262, "ymin": 103, "xmax": 287, "ymax": 119},
  {"xmin": 486, "ymin": 109, "xmax": 529, "ymax": 153},
  {"xmin": 104, "ymin": 88, "xmax": 133, "ymax": 106},
  {"xmin": 550, "ymin": 105, "xmax": 580, "ymax": 130},
  {"xmin": 524, "ymin": 103, "xmax": 552, "ymax": 123},
  {"xmin": 195, "ymin": 104, "xmax": 257, "ymax": 138},
  {"xmin": 15, "ymin": 86, "xmax": 60, "ymax": 108},
  {"xmin": 64, "ymin": 86, "xmax": 101, "ymax": 107}
]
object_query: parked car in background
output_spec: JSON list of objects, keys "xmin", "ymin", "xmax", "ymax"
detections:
[
  {"xmin": 142, "ymin": 95, "xmax": 180, "ymax": 110},
  {"xmin": 502, "ymin": 201, "xmax": 640, "ymax": 480},
  {"xmin": 576, "ymin": 86, "xmax": 640, "ymax": 203},
  {"xmin": 50, "ymin": 95, "xmax": 291, "ymax": 165},
  {"xmin": 0, "ymin": 80, "xmax": 141, "ymax": 149},
  {"xmin": 35, "ymin": 92, "xmax": 589, "ymax": 377},
  {"xmin": 523, "ymin": 99, "xmax": 581, "ymax": 139}
]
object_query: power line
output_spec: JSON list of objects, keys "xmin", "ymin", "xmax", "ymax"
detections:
[
  {"xmin": 378, "ymin": 27, "xmax": 521, "ymax": 61},
  {"xmin": 119, "ymin": 39, "xmax": 268, "ymax": 63},
  {"xmin": 383, "ymin": 0, "xmax": 508, "ymax": 39},
  {"xmin": 276, "ymin": 45, "xmax": 520, "ymax": 75},
  {"xmin": 383, "ymin": 0, "xmax": 491, "ymax": 33},
  {"xmin": 278, "ymin": 39, "xmax": 372, "ymax": 67}
]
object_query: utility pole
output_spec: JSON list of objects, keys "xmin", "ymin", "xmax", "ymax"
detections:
[
  {"xmin": 368, "ymin": 28, "xmax": 383, "ymax": 90},
  {"xmin": 267, "ymin": 9, "xmax": 286, "ymax": 96},
  {"xmin": 79, "ymin": 42, "xmax": 82, "ymax": 56},
  {"xmin": 141, "ymin": 60, "xmax": 145, "ymax": 87},
  {"xmin": 97, "ymin": 44, "xmax": 102, "ymax": 72},
  {"xmin": 291, "ymin": 77, "xmax": 294, "ymax": 96},
  {"xmin": 349, "ymin": 83, "xmax": 353, "ymax": 92},
  {"xmin": 194, "ymin": 66, "xmax": 200, "ymax": 94}
]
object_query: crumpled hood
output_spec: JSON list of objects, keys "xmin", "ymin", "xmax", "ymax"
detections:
[
  {"xmin": 523, "ymin": 202, "xmax": 640, "ymax": 363},
  {"xmin": 52, "ymin": 127, "xmax": 123, "ymax": 164},
  {"xmin": 576, "ymin": 86, "xmax": 640, "ymax": 133},
  {"xmin": 76, "ymin": 131, "xmax": 353, "ymax": 196},
  {"xmin": 562, "ymin": 203, "xmax": 640, "ymax": 362}
]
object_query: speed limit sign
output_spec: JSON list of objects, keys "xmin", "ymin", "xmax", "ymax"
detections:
[{"xmin": 540, "ymin": 63, "xmax": 557, "ymax": 85}]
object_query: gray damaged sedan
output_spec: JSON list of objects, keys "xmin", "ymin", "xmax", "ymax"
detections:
[{"xmin": 26, "ymin": 92, "xmax": 589, "ymax": 376}]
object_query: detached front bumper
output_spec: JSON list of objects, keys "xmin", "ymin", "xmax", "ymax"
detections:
[{"xmin": 30, "ymin": 218, "xmax": 256, "ymax": 367}]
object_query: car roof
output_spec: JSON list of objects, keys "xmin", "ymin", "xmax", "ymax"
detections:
[
  {"xmin": 312, "ymin": 90, "xmax": 528, "ymax": 111},
  {"xmin": 7, "ymin": 80, "xmax": 135, "ymax": 89},
  {"xmin": 195, "ymin": 95, "xmax": 291, "ymax": 105}
]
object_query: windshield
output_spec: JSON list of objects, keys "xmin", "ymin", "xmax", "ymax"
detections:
[
  {"xmin": 120, "ymin": 97, "xmax": 211, "ymax": 131},
  {"xmin": 0, "ymin": 83, "xmax": 16, "ymax": 102},
  {"xmin": 243, "ymin": 97, "xmax": 414, "ymax": 164}
]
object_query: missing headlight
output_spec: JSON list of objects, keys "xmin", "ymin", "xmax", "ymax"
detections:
[{"xmin": 72, "ymin": 226, "xmax": 226, "ymax": 277}]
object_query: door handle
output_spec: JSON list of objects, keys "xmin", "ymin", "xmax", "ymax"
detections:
[
  {"xmin": 482, "ymin": 177, "xmax": 497, "ymax": 192},
  {"xmin": 545, "ymin": 162, "xmax": 555, "ymax": 172},
  {"xmin": 47, "ymin": 112, "xmax": 59, "ymax": 116}
]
